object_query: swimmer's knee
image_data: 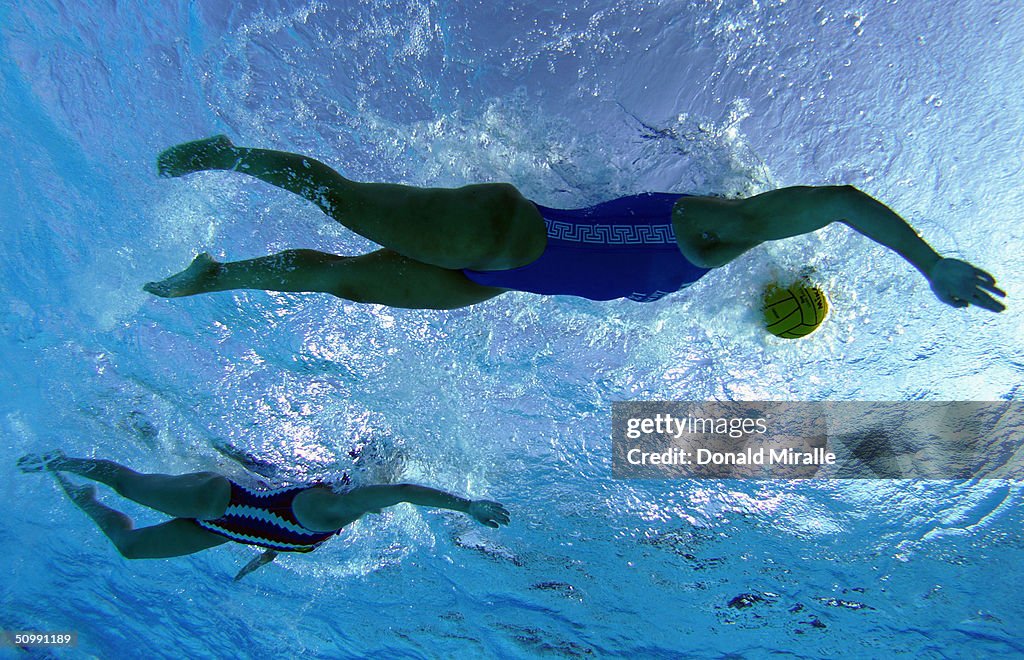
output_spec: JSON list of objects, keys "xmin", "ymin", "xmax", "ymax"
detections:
[
  {"xmin": 117, "ymin": 533, "xmax": 148, "ymax": 560},
  {"xmin": 460, "ymin": 182, "xmax": 524, "ymax": 215},
  {"xmin": 490, "ymin": 182, "xmax": 525, "ymax": 206},
  {"xmin": 321, "ymin": 189, "xmax": 348, "ymax": 218},
  {"xmin": 480, "ymin": 185, "xmax": 521, "ymax": 247},
  {"xmin": 331, "ymin": 281, "xmax": 374, "ymax": 304},
  {"xmin": 487, "ymin": 184, "xmax": 531, "ymax": 225},
  {"xmin": 473, "ymin": 183, "xmax": 543, "ymax": 268}
]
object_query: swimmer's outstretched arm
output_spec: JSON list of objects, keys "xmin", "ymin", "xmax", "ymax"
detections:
[
  {"xmin": 327, "ymin": 484, "xmax": 510, "ymax": 529},
  {"xmin": 684, "ymin": 185, "xmax": 1006, "ymax": 312}
]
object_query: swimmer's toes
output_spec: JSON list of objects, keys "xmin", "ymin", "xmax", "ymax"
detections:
[
  {"xmin": 144, "ymin": 253, "xmax": 220, "ymax": 298},
  {"xmin": 18, "ymin": 449, "xmax": 65, "ymax": 473},
  {"xmin": 143, "ymin": 280, "xmax": 175, "ymax": 297},
  {"xmin": 17, "ymin": 454, "xmax": 45, "ymax": 472},
  {"xmin": 157, "ymin": 135, "xmax": 236, "ymax": 178}
]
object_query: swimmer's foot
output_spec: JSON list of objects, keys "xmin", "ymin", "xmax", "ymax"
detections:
[
  {"xmin": 157, "ymin": 135, "xmax": 237, "ymax": 178},
  {"xmin": 17, "ymin": 449, "xmax": 67, "ymax": 473},
  {"xmin": 52, "ymin": 472, "xmax": 97, "ymax": 505},
  {"xmin": 144, "ymin": 253, "xmax": 221, "ymax": 297}
]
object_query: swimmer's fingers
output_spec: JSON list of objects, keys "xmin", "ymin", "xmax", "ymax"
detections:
[
  {"xmin": 972, "ymin": 266, "xmax": 998, "ymax": 285},
  {"xmin": 969, "ymin": 264, "xmax": 1005, "ymax": 293},
  {"xmin": 975, "ymin": 275, "xmax": 1006, "ymax": 299},
  {"xmin": 948, "ymin": 290, "xmax": 1004, "ymax": 312},
  {"xmin": 949, "ymin": 287, "xmax": 1005, "ymax": 312},
  {"xmin": 483, "ymin": 505, "xmax": 510, "ymax": 528},
  {"xmin": 968, "ymin": 290, "xmax": 1006, "ymax": 313},
  {"xmin": 491, "ymin": 502, "xmax": 511, "ymax": 526},
  {"xmin": 965, "ymin": 271, "xmax": 1006, "ymax": 312},
  {"xmin": 965, "ymin": 266, "xmax": 1006, "ymax": 311},
  {"xmin": 930, "ymin": 259, "xmax": 1006, "ymax": 313},
  {"xmin": 470, "ymin": 500, "xmax": 510, "ymax": 527}
]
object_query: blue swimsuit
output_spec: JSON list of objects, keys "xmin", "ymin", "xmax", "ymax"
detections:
[
  {"xmin": 462, "ymin": 193, "xmax": 710, "ymax": 302},
  {"xmin": 193, "ymin": 481, "xmax": 341, "ymax": 553}
]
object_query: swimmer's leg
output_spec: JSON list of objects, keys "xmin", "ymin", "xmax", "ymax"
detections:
[
  {"xmin": 157, "ymin": 136, "xmax": 545, "ymax": 270},
  {"xmin": 157, "ymin": 135, "xmax": 237, "ymax": 178},
  {"xmin": 39, "ymin": 454, "xmax": 230, "ymax": 520},
  {"xmin": 144, "ymin": 249, "xmax": 506, "ymax": 310},
  {"xmin": 53, "ymin": 473, "xmax": 228, "ymax": 559}
]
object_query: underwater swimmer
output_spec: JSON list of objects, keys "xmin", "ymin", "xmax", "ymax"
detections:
[
  {"xmin": 18, "ymin": 450, "xmax": 509, "ymax": 581},
  {"xmin": 146, "ymin": 135, "xmax": 1005, "ymax": 312}
]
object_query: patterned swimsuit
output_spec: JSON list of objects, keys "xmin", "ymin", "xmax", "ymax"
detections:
[
  {"xmin": 193, "ymin": 481, "xmax": 341, "ymax": 552},
  {"xmin": 462, "ymin": 193, "xmax": 710, "ymax": 302}
]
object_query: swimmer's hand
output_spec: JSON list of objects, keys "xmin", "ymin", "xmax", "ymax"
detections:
[
  {"xmin": 234, "ymin": 549, "xmax": 278, "ymax": 582},
  {"xmin": 468, "ymin": 500, "xmax": 510, "ymax": 528},
  {"xmin": 928, "ymin": 258, "xmax": 1005, "ymax": 312}
]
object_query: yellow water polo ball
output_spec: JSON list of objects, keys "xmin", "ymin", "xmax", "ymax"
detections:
[{"xmin": 762, "ymin": 281, "xmax": 829, "ymax": 339}]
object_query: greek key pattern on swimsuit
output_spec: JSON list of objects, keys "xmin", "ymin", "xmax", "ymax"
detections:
[
  {"xmin": 545, "ymin": 219, "xmax": 678, "ymax": 245},
  {"xmin": 628, "ymin": 290, "xmax": 671, "ymax": 302},
  {"xmin": 627, "ymin": 281, "xmax": 694, "ymax": 303}
]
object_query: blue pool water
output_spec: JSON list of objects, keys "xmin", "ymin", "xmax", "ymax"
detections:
[{"xmin": 2, "ymin": 1, "xmax": 1023, "ymax": 657}]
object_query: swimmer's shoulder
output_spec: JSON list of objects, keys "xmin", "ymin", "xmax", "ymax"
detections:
[{"xmin": 292, "ymin": 485, "xmax": 350, "ymax": 531}]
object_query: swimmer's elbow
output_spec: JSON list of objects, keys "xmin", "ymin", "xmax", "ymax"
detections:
[
  {"xmin": 827, "ymin": 185, "xmax": 876, "ymax": 225},
  {"xmin": 827, "ymin": 183, "xmax": 868, "ymax": 199}
]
